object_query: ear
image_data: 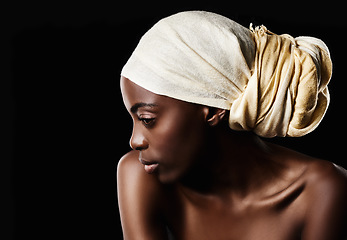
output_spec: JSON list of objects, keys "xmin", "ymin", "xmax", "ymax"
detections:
[{"xmin": 203, "ymin": 107, "xmax": 227, "ymax": 127}]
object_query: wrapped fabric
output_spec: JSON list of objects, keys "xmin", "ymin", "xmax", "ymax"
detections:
[{"xmin": 121, "ymin": 11, "xmax": 332, "ymax": 137}]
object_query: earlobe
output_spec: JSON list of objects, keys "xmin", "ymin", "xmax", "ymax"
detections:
[{"xmin": 205, "ymin": 107, "xmax": 227, "ymax": 126}]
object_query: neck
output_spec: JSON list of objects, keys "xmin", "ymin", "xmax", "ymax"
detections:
[{"xmin": 177, "ymin": 123, "xmax": 282, "ymax": 197}]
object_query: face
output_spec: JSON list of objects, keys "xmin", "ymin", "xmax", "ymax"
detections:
[{"xmin": 120, "ymin": 76, "xmax": 210, "ymax": 183}]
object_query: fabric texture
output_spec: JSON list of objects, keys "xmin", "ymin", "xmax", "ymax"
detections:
[{"xmin": 121, "ymin": 11, "xmax": 332, "ymax": 137}]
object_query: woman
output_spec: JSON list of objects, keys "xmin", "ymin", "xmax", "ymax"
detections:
[{"xmin": 117, "ymin": 11, "xmax": 347, "ymax": 239}]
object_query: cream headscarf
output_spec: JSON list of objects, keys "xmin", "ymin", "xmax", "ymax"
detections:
[{"xmin": 121, "ymin": 11, "xmax": 332, "ymax": 137}]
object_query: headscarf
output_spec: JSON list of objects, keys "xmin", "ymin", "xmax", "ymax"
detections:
[{"xmin": 121, "ymin": 11, "xmax": 332, "ymax": 137}]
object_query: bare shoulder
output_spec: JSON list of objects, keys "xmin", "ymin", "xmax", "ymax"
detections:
[
  {"xmin": 273, "ymin": 143, "xmax": 347, "ymax": 193},
  {"xmin": 117, "ymin": 151, "xmax": 169, "ymax": 240},
  {"xmin": 117, "ymin": 150, "xmax": 167, "ymax": 210},
  {"xmin": 301, "ymin": 158, "xmax": 347, "ymax": 239},
  {"xmin": 304, "ymin": 159, "xmax": 347, "ymax": 195},
  {"xmin": 117, "ymin": 150, "xmax": 163, "ymax": 189},
  {"xmin": 117, "ymin": 150, "xmax": 144, "ymax": 182},
  {"xmin": 303, "ymin": 159, "xmax": 347, "ymax": 215},
  {"xmin": 274, "ymin": 144, "xmax": 347, "ymax": 239},
  {"xmin": 117, "ymin": 150, "xmax": 141, "ymax": 172}
]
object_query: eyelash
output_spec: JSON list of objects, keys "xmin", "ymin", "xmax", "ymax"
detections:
[{"xmin": 138, "ymin": 117, "xmax": 155, "ymax": 127}]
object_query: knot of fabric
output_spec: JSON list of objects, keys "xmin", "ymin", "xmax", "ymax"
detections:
[{"xmin": 229, "ymin": 24, "xmax": 332, "ymax": 137}]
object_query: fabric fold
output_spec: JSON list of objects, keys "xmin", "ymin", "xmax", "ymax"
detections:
[{"xmin": 121, "ymin": 11, "xmax": 332, "ymax": 137}]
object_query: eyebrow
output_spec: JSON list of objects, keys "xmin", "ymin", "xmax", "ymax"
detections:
[{"xmin": 130, "ymin": 102, "xmax": 158, "ymax": 114}]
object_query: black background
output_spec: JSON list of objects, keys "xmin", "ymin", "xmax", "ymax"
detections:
[{"xmin": 6, "ymin": 2, "xmax": 346, "ymax": 240}]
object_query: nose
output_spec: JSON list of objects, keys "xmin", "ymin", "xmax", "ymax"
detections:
[{"xmin": 129, "ymin": 124, "xmax": 148, "ymax": 151}]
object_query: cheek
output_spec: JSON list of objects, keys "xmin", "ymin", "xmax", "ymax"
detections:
[{"xmin": 149, "ymin": 112, "xmax": 207, "ymax": 178}]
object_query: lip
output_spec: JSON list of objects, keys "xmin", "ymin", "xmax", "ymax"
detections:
[{"xmin": 139, "ymin": 157, "xmax": 159, "ymax": 174}]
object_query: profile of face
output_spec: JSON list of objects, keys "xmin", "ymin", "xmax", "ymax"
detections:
[{"xmin": 121, "ymin": 76, "xmax": 216, "ymax": 183}]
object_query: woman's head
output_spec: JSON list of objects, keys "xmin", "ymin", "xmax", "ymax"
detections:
[
  {"xmin": 121, "ymin": 11, "xmax": 332, "ymax": 137},
  {"xmin": 121, "ymin": 76, "xmax": 226, "ymax": 183}
]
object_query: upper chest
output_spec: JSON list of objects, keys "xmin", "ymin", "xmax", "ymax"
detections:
[{"xmin": 164, "ymin": 183, "xmax": 307, "ymax": 240}]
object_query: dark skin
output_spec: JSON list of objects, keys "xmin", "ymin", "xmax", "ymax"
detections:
[{"xmin": 118, "ymin": 76, "xmax": 347, "ymax": 240}]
